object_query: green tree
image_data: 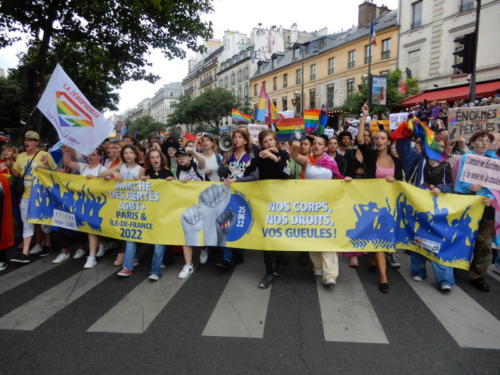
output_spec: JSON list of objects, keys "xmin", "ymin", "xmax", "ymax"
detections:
[
  {"xmin": 0, "ymin": 0, "xmax": 213, "ymax": 112},
  {"xmin": 128, "ymin": 116, "xmax": 164, "ymax": 139},
  {"xmin": 342, "ymin": 70, "xmax": 419, "ymax": 115},
  {"xmin": 0, "ymin": 74, "xmax": 26, "ymax": 132}
]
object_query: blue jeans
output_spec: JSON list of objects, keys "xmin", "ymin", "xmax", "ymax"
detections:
[
  {"xmin": 124, "ymin": 242, "xmax": 165, "ymax": 277},
  {"xmin": 410, "ymin": 252, "xmax": 455, "ymax": 286},
  {"xmin": 223, "ymin": 247, "xmax": 232, "ymax": 263}
]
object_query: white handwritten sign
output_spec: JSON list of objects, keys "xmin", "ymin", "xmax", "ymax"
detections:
[
  {"xmin": 52, "ymin": 209, "xmax": 77, "ymax": 230},
  {"xmin": 448, "ymin": 105, "xmax": 500, "ymax": 142},
  {"xmin": 460, "ymin": 154, "xmax": 500, "ymax": 191}
]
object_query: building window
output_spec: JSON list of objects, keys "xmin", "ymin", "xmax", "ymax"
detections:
[
  {"xmin": 309, "ymin": 89, "xmax": 316, "ymax": 109},
  {"xmin": 361, "ymin": 73, "xmax": 368, "ymax": 85},
  {"xmin": 411, "ymin": 1, "xmax": 423, "ymax": 29},
  {"xmin": 319, "ymin": 39, "xmax": 325, "ymax": 49},
  {"xmin": 408, "ymin": 49, "xmax": 421, "ymax": 79},
  {"xmin": 346, "ymin": 78, "xmax": 355, "ymax": 97},
  {"xmin": 326, "ymin": 84, "xmax": 334, "ymax": 109},
  {"xmin": 282, "ymin": 96, "xmax": 288, "ymax": 111},
  {"xmin": 381, "ymin": 38, "xmax": 391, "ymax": 59},
  {"xmin": 310, "ymin": 64, "xmax": 317, "ymax": 81},
  {"xmin": 293, "ymin": 47, "xmax": 300, "ymax": 60},
  {"xmin": 244, "ymin": 85, "xmax": 248, "ymax": 98},
  {"xmin": 380, "ymin": 70, "xmax": 389, "ymax": 76},
  {"xmin": 230, "ymin": 73, "xmax": 235, "ymax": 86},
  {"xmin": 273, "ymin": 76, "xmax": 278, "ymax": 91},
  {"xmin": 272, "ymin": 56, "xmax": 277, "ymax": 69},
  {"xmin": 296, "ymin": 69, "xmax": 302, "ymax": 84},
  {"xmin": 283, "ymin": 73, "xmax": 288, "ymax": 88},
  {"xmin": 225, "ymin": 77, "xmax": 229, "ymax": 88},
  {"xmin": 348, "ymin": 50, "xmax": 356, "ymax": 69},
  {"xmin": 328, "ymin": 57, "xmax": 335, "ymax": 75},
  {"xmin": 254, "ymin": 83, "xmax": 258, "ymax": 96},
  {"xmin": 460, "ymin": 0, "xmax": 474, "ymax": 12},
  {"xmin": 364, "ymin": 45, "xmax": 372, "ymax": 65},
  {"xmin": 245, "ymin": 67, "xmax": 249, "ymax": 79}
]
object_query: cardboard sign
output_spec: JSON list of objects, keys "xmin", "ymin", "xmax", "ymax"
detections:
[
  {"xmin": 389, "ymin": 112, "xmax": 409, "ymax": 130},
  {"xmin": 370, "ymin": 120, "xmax": 390, "ymax": 135},
  {"xmin": 460, "ymin": 154, "xmax": 500, "ymax": 191},
  {"xmin": 448, "ymin": 105, "xmax": 500, "ymax": 142},
  {"xmin": 247, "ymin": 124, "xmax": 269, "ymax": 143}
]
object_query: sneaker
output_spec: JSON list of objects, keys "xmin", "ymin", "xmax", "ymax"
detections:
[
  {"xmin": 148, "ymin": 274, "xmax": 160, "ymax": 282},
  {"xmin": 178, "ymin": 264, "xmax": 193, "ymax": 279},
  {"xmin": 0, "ymin": 262, "xmax": 8, "ymax": 271},
  {"xmin": 113, "ymin": 252, "xmax": 124, "ymax": 266},
  {"xmin": 117, "ymin": 268, "xmax": 133, "ymax": 277},
  {"xmin": 133, "ymin": 259, "xmax": 140, "ymax": 267},
  {"xmin": 53, "ymin": 252, "xmax": 70, "ymax": 264},
  {"xmin": 83, "ymin": 256, "xmax": 97, "ymax": 269},
  {"xmin": 388, "ymin": 253, "xmax": 401, "ymax": 268},
  {"xmin": 322, "ymin": 276, "xmax": 336, "ymax": 287},
  {"xmin": 378, "ymin": 282, "xmax": 390, "ymax": 293},
  {"xmin": 313, "ymin": 268, "xmax": 323, "ymax": 276},
  {"xmin": 96, "ymin": 244, "xmax": 106, "ymax": 258},
  {"xmin": 492, "ymin": 265, "xmax": 500, "ymax": 275},
  {"xmin": 29, "ymin": 244, "xmax": 43, "ymax": 255},
  {"xmin": 440, "ymin": 284, "xmax": 452, "ymax": 293},
  {"xmin": 412, "ymin": 275, "xmax": 424, "ymax": 282},
  {"xmin": 10, "ymin": 254, "xmax": 30, "ymax": 264},
  {"xmin": 39, "ymin": 246, "xmax": 51, "ymax": 257},
  {"xmin": 258, "ymin": 274, "xmax": 274, "ymax": 289},
  {"xmin": 349, "ymin": 257, "xmax": 359, "ymax": 268},
  {"xmin": 470, "ymin": 277, "xmax": 489, "ymax": 292},
  {"xmin": 199, "ymin": 249, "xmax": 208, "ymax": 264},
  {"xmin": 73, "ymin": 248, "xmax": 86, "ymax": 259},
  {"xmin": 160, "ymin": 264, "xmax": 166, "ymax": 269}
]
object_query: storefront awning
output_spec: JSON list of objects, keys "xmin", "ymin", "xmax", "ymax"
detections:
[{"xmin": 402, "ymin": 81, "xmax": 500, "ymax": 106}]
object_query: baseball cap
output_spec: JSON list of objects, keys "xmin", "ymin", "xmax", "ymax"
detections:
[
  {"xmin": 175, "ymin": 147, "xmax": 189, "ymax": 156},
  {"xmin": 24, "ymin": 130, "xmax": 40, "ymax": 141}
]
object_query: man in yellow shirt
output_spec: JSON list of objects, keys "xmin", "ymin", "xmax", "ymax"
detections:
[{"xmin": 5, "ymin": 131, "xmax": 57, "ymax": 264}]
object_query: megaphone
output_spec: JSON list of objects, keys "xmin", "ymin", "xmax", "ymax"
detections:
[{"xmin": 219, "ymin": 135, "xmax": 233, "ymax": 152}]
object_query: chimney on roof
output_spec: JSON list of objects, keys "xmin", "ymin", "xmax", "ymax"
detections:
[
  {"xmin": 376, "ymin": 4, "xmax": 390, "ymax": 18},
  {"xmin": 358, "ymin": 1, "xmax": 376, "ymax": 28}
]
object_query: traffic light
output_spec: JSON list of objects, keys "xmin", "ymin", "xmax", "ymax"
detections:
[{"xmin": 452, "ymin": 32, "xmax": 476, "ymax": 74}]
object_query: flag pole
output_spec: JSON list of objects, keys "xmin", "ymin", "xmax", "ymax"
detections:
[{"xmin": 367, "ymin": 19, "xmax": 373, "ymax": 108}]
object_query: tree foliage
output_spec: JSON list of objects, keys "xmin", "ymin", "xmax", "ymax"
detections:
[
  {"xmin": 0, "ymin": 0, "xmax": 214, "ymax": 111},
  {"xmin": 167, "ymin": 88, "xmax": 236, "ymax": 133},
  {"xmin": 127, "ymin": 116, "xmax": 165, "ymax": 139},
  {"xmin": 0, "ymin": 74, "xmax": 25, "ymax": 131},
  {"xmin": 342, "ymin": 70, "xmax": 419, "ymax": 116}
]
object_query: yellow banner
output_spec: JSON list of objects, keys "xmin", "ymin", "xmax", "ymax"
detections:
[{"xmin": 28, "ymin": 170, "xmax": 484, "ymax": 269}]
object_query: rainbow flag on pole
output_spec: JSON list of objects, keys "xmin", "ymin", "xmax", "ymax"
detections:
[
  {"xmin": 304, "ymin": 109, "xmax": 321, "ymax": 133},
  {"xmin": 231, "ymin": 108, "xmax": 252, "ymax": 124},
  {"xmin": 275, "ymin": 117, "xmax": 305, "ymax": 141}
]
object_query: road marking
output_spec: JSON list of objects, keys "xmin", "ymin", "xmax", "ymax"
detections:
[
  {"xmin": 203, "ymin": 252, "xmax": 271, "ymax": 338},
  {"xmin": 317, "ymin": 259, "xmax": 389, "ymax": 344},
  {"xmin": 0, "ymin": 257, "xmax": 60, "ymax": 296},
  {"xmin": 487, "ymin": 264, "xmax": 500, "ymax": 283},
  {"xmin": 0, "ymin": 260, "xmax": 116, "ymax": 331},
  {"xmin": 400, "ymin": 255, "xmax": 500, "ymax": 349},
  {"xmin": 88, "ymin": 269, "xmax": 186, "ymax": 334}
]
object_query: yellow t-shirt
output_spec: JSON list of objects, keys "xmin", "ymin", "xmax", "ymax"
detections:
[{"xmin": 14, "ymin": 151, "xmax": 57, "ymax": 199}]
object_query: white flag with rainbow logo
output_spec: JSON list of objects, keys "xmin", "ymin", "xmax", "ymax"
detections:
[{"xmin": 37, "ymin": 64, "xmax": 112, "ymax": 156}]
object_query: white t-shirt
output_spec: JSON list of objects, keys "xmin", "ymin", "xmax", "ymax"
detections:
[
  {"xmin": 178, "ymin": 165, "xmax": 205, "ymax": 181},
  {"xmin": 78, "ymin": 163, "xmax": 107, "ymax": 177},
  {"xmin": 119, "ymin": 164, "xmax": 142, "ymax": 179},
  {"xmin": 203, "ymin": 153, "xmax": 220, "ymax": 182}
]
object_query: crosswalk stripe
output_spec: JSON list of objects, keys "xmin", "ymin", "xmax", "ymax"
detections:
[
  {"xmin": 0, "ymin": 256, "xmax": 60, "ymax": 296},
  {"xmin": 487, "ymin": 265, "xmax": 500, "ymax": 283},
  {"xmin": 399, "ymin": 255, "xmax": 500, "ymax": 349},
  {"xmin": 87, "ymin": 268, "xmax": 187, "ymax": 334},
  {"xmin": 0, "ymin": 259, "xmax": 116, "ymax": 331},
  {"xmin": 202, "ymin": 252, "xmax": 271, "ymax": 338},
  {"xmin": 317, "ymin": 259, "xmax": 389, "ymax": 343}
]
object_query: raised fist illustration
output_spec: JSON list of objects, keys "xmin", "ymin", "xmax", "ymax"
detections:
[{"xmin": 182, "ymin": 205, "xmax": 204, "ymax": 246}]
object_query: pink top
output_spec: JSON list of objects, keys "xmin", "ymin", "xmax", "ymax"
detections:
[{"xmin": 375, "ymin": 166, "xmax": 394, "ymax": 179}]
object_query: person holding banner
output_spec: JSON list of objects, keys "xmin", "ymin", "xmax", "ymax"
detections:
[
  {"xmin": 57, "ymin": 146, "xmax": 107, "ymax": 268},
  {"xmin": 291, "ymin": 134, "xmax": 344, "ymax": 287},
  {"xmin": 454, "ymin": 131, "xmax": 497, "ymax": 292},
  {"xmin": 6, "ymin": 131, "xmax": 57, "ymax": 264},
  {"xmin": 355, "ymin": 105, "xmax": 403, "ymax": 293}
]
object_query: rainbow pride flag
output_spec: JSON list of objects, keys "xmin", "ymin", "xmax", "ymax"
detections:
[
  {"xmin": 391, "ymin": 117, "xmax": 448, "ymax": 162},
  {"xmin": 275, "ymin": 117, "xmax": 305, "ymax": 141},
  {"xmin": 304, "ymin": 109, "xmax": 321, "ymax": 133},
  {"xmin": 231, "ymin": 109, "xmax": 252, "ymax": 124}
]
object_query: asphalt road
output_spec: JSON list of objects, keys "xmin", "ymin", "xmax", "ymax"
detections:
[{"xmin": 0, "ymin": 246, "xmax": 499, "ymax": 375}]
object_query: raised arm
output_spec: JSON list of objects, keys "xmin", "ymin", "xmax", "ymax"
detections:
[
  {"xmin": 290, "ymin": 141, "xmax": 309, "ymax": 168},
  {"xmin": 62, "ymin": 146, "xmax": 81, "ymax": 172},
  {"xmin": 357, "ymin": 103, "xmax": 369, "ymax": 146},
  {"xmin": 187, "ymin": 147, "xmax": 206, "ymax": 170}
]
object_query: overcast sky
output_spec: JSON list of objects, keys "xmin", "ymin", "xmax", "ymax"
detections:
[{"xmin": 0, "ymin": 0, "xmax": 398, "ymax": 116}]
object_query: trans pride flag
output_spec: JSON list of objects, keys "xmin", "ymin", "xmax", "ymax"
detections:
[
  {"xmin": 304, "ymin": 109, "xmax": 321, "ymax": 133},
  {"xmin": 231, "ymin": 109, "xmax": 252, "ymax": 124},
  {"xmin": 255, "ymin": 85, "xmax": 268, "ymax": 123}
]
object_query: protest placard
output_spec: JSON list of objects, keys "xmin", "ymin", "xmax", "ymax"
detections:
[
  {"xmin": 448, "ymin": 105, "xmax": 500, "ymax": 142},
  {"xmin": 389, "ymin": 112, "xmax": 409, "ymax": 130},
  {"xmin": 370, "ymin": 120, "xmax": 390, "ymax": 135},
  {"xmin": 459, "ymin": 154, "xmax": 500, "ymax": 191},
  {"xmin": 247, "ymin": 124, "xmax": 269, "ymax": 143}
]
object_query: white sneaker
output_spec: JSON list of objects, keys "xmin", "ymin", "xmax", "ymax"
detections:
[
  {"xmin": 388, "ymin": 253, "xmax": 401, "ymax": 268},
  {"xmin": 73, "ymin": 248, "xmax": 86, "ymax": 259},
  {"xmin": 29, "ymin": 244, "xmax": 43, "ymax": 255},
  {"xmin": 178, "ymin": 264, "xmax": 193, "ymax": 279},
  {"xmin": 96, "ymin": 244, "xmax": 106, "ymax": 258},
  {"xmin": 149, "ymin": 274, "xmax": 160, "ymax": 282},
  {"xmin": 313, "ymin": 268, "xmax": 323, "ymax": 276},
  {"xmin": 322, "ymin": 276, "xmax": 336, "ymax": 287},
  {"xmin": 53, "ymin": 252, "xmax": 70, "ymax": 264},
  {"xmin": 83, "ymin": 256, "xmax": 97, "ymax": 269},
  {"xmin": 0, "ymin": 262, "xmax": 7, "ymax": 271},
  {"xmin": 412, "ymin": 275, "xmax": 423, "ymax": 282},
  {"xmin": 199, "ymin": 249, "xmax": 208, "ymax": 264}
]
